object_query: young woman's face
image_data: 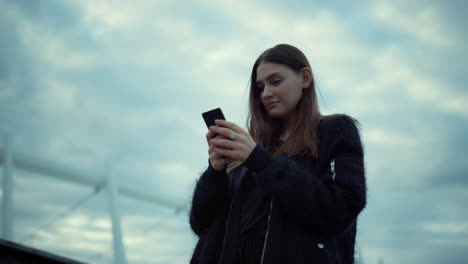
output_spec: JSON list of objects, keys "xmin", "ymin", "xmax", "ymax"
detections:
[{"xmin": 256, "ymin": 62, "xmax": 305, "ymax": 120}]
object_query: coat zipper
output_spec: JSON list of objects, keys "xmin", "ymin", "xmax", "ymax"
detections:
[
  {"xmin": 260, "ymin": 199, "xmax": 273, "ymax": 264},
  {"xmin": 218, "ymin": 199, "xmax": 233, "ymax": 264}
]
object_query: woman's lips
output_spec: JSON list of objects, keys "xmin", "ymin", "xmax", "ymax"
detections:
[{"xmin": 267, "ymin": 102, "xmax": 278, "ymax": 109}]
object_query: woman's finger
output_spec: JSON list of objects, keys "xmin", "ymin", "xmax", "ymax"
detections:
[
  {"xmin": 206, "ymin": 127, "xmax": 216, "ymax": 144},
  {"xmin": 214, "ymin": 119, "xmax": 245, "ymax": 134},
  {"xmin": 209, "ymin": 153, "xmax": 225, "ymax": 171},
  {"xmin": 209, "ymin": 151, "xmax": 219, "ymax": 160},
  {"xmin": 208, "ymin": 144, "xmax": 214, "ymax": 154},
  {"xmin": 214, "ymin": 147, "xmax": 239, "ymax": 161},
  {"xmin": 209, "ymin": 148, "xmax": 224, "ymax": 162},
  {"xmin": 210, "ymin": 138, "xmax": 238, "ymax": 150},
  {"xmin": 207, "ymin": 128, "xmax": 229, "ymax": 148},
  {"xmin": 210, "ymin": 126, "xmax": 234, "ymax": 139},
  {"xmin": 214, "ymin": 134, "xmax": 228, "ymax": 140}
]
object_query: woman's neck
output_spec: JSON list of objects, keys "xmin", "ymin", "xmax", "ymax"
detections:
[
  {"xmin": 280, "ymin": 129, "xmax": 291, "ymax": 141},
  {"xmin": 280, "ymin": 112, "xmax": 297, "ymax": 141}
]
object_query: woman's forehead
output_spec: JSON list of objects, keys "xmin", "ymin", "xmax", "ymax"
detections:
[{"xmin": 256, "ymin": 62, "xmax": 289, "ymax": 81}]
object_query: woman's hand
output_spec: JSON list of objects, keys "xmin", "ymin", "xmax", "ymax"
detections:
[
  {"xmin": 208, "ymin": 119, "xmax": 257, "ymax": 164},
  {"xmin": 206, "ymin": 128, "xmax": 232, "ymax": 171}
]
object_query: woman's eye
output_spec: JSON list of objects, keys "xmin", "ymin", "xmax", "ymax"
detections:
[{"xmin": 271, "ymin": 79, "xmax": 282, "ymax": 85}]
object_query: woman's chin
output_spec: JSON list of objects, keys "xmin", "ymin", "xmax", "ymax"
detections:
[{"xmin": 268, "ymin": 111, "xmax": 284, "ymax": 119}]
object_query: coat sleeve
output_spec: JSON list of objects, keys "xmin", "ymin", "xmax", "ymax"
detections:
[
  {"xmin": 244, "ymin": 115, "xmax": 366, "ymax": 239},
  {"xmin": 189, "ymin": 162, "xmax": 230, "ymax": 236}
]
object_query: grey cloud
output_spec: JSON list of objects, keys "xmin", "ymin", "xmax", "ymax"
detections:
[{"xmin": 1, "ymin": 0, "xmax": 468, "ymax": 263}]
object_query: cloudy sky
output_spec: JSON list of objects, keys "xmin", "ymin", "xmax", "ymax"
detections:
[{"xmin": 1, "ymin": 0, "xmax": 467, "ymax": 263}]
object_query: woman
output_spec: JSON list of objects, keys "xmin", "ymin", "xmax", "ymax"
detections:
[{"xmin": 189, "ymin": 44, "xmax": 366, "ymax": 264}]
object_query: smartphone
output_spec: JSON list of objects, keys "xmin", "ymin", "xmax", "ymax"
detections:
[{"xmin": 202, "ymin": 108, "xmax": 226, "ymax": 129}]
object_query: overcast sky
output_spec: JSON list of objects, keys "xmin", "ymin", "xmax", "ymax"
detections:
[{"xmin": 1, "ymin": 0, "xmax": 467, "ymax": 263}]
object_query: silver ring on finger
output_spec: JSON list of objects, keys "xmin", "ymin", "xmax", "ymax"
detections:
[{"xmin": 229, "ymin": 132, "xmax": 237, "ymax": 140}]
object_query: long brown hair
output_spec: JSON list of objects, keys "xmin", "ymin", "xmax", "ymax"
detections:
[{"xmin": 228, "ymin": 44, "xmax": 324, "ymax": 172}]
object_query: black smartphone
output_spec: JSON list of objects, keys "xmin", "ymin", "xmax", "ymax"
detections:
[{"xmin": 202, "ymin": 108, "xmax": 226, "ymax": 129}]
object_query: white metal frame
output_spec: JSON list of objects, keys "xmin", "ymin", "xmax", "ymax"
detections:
[{"xmin": 0, "ymin": 134, "xmax": 187, "ymax": 264}]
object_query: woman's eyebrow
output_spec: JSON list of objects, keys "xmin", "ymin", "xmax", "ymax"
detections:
[{"xmin": 256, "ymin": 72, "xmax": 280, "ymax": 85}]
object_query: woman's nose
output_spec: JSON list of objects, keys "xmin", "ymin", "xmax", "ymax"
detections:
[{"xmin": 261, "ymin": 86, "xmax": 273, "ymax": 100}]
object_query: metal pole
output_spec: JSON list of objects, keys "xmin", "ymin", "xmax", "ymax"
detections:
[
  {"xmin": 106, "ymin": 162, "xmax": 127, "ymax": 264},
  {"xmin": 1, "ymin": 133, "xmax": 13, "ymax": 240}
]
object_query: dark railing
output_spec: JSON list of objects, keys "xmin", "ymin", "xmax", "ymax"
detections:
[{"xmin": 0, "ymin": 238, "xmax": 87, "ymax": 264}]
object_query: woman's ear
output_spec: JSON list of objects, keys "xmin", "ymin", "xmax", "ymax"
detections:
[{"xmin": 301, "ymin": 67, "xmax": 313, "ymax": 88}]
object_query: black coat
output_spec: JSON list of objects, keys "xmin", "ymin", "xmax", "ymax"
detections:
[{"xmin": 189, "ymin": 114, "xmax": 367, "ymax": 264}]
